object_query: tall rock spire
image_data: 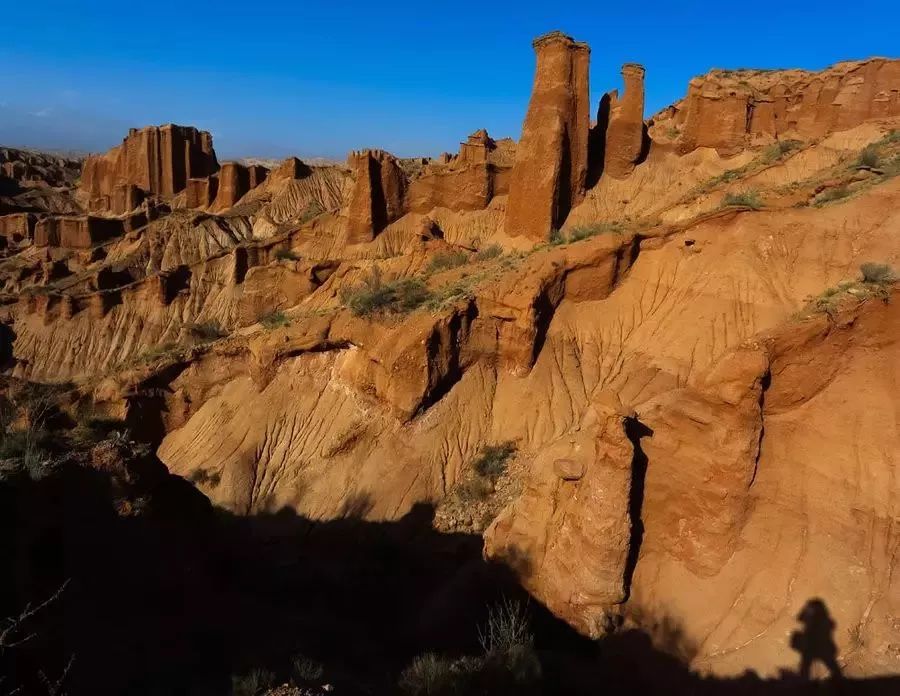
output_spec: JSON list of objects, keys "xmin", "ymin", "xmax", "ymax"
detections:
[{"xmin": 505, "ymin": 31, "xmax": 590, "ymax": 242}]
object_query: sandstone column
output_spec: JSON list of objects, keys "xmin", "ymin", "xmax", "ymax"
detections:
[
  {"xmin": 604, "ymin": 63, "xmax": 646, "ymax": 179},
  {"xmin": 505, "ymin": 31, "xmax": 590, "ymax": 243},
  {"xmin": 344, "ymin": 149, "xmax": 406, "ymax": 244}
]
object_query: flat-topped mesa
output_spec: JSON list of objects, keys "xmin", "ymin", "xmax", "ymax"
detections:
[
  {"xmin": 505, "ymin": 31, "xmax": 590, "ymax": 242},
  {"xmin": 343, "ymin": 149, "xmax": 406, "ymax": 244},
  {"xmin": 81, "ymin": 124, "xmax": 219, "ymax": 214},
  {"xmin": 667, "ymin": 58, "xmax": 900, "ymax": 156},
  {"xmin": 604, "ymin": 63, "xmax": 646, "ymax": 179}
]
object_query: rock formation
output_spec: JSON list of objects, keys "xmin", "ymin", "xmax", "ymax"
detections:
[
  {"xmin": 603, "ymin": 63, "xmax": 647, "ymax": 178},
  {"xmin": 656, "ymin": 58, "xmax": 900, "ymax": 155},
  {"xmin": 406, "ymin": 129, "xmax": 514, "ymax": 214},
  {"xmin": 209, "ymin": 162, "xmax": 269, "ymax": 211},
  {"xmin": 81, "ymin": 124, "xmax": 218, "ymax": 213},
  {"xmin": 505, "ymin": 31, "xmax": 590, "ymax": 242},
  {"xmin": 343, "ymin": 149, "xmax": 406, "ymax": 243},
  {"xmin": 1, "ymin": 39, "xmax": 900, "ymax": 692}
]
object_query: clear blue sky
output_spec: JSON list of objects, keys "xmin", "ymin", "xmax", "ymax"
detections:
[{"xmin": 2, "ymin": 1, "xmax": 897, "ymax": 160}]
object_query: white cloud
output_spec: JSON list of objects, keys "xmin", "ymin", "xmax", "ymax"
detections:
[{"xmin": 31, "ymin": 107, "xmax": 53, "ymax": 118}]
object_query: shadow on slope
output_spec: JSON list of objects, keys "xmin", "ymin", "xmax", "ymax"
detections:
[{"xmin": 1, "ymin": 451, "xmax": 897, "ymax": 696}]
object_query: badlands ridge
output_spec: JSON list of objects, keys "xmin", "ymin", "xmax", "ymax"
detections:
[{"xmin": 1, "ymin": 30, "xmax": 899, "ymax": 694}]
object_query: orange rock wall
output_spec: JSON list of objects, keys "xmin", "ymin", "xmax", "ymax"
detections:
[
  {"xmin": 344, "ymin": 149, "xmax": 406, "ymax": 243},
  {"xmin": 677, "ymin": 59, "xmax": 900, "ymax": 155},
  {"xmin": 81, "ymin": 124, "xmax": 218, "ymax": 212}
]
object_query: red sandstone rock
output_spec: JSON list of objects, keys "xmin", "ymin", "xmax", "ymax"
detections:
[
  {"xmin": 34, "ymin": 215, "xmax": 124, "ymax": 249},
  {"xmin": 659, "ymin": 58, "xmax": 900, "ymax": 155},
  {"xmin": 185, "ymin": 177, "xmax": 218, "ymax": 209},
  {"xmin": 604, "ymin": 64, "xmax": 646, "ymax": 178},
  {"xmin": 81, "ymin": 124, "xmax": 218, "ymax": 213},
  {"xmin": 505, "ymin": 31, "xmax": 590, "ymax": 242},
  {"xmin": 0, "ymin": 213, "xmax": 36, "ymax": 241},
  {"xmin": 343, "ymin": 149, "xmax": 406, "ymax": 243},
  {"xmin": 407, "ymin": 129, "xmax": 513, "ymax": 214}
]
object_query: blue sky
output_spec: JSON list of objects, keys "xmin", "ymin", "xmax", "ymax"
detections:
[{"xmin": 2, "ymin": 1, "xmax": 897, "ymax": 160}]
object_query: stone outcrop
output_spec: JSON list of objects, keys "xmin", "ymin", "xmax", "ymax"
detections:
[
  {"xmin": 658, "ymin": 58, "xmax": 900, "ymax": 156},
  {"xmin": 343, "ymin": 149, "xmax": 406, "ymax": 243},
  {"xmin": 505, "ymin": 31, "xmax": 590, "ymax": 242},
  {"xmin": 210, "ymin": 162, "xmax": 269, "ymax": 211},
  {"xmin": 604, "ymin": 64, "xmax": 646, "ymax": 178},
  {"xmin": 34, "ymin": 215, "xmax": 124, "ymax": 248},
  {"xmin": 185, "ymin": 177, "xmax": 218, "ymax": 209},
  {"xmin": 485, "ymin": 391, "xmax": 636, "ymax": 632},
  {"xmin": 406, "ymin": 129, "xmax": 513, "ymax": 214},
  {"xmin": 0, "ymin": 213, "xmax": 36, "ymax": 241},
  {"xmin": 81, "ymin": 124, "xmax": 218, "ymax": 213}
]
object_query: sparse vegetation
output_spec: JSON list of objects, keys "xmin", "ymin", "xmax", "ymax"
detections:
[
  {"xmin": 762, "ymin": 139, "xmax": 802, "ymax": 163},
  {"xmin": 860, "ymin": 262, "xmax": 896, "ymax": 285},
  {"xmin": 231, "ymin": 668, "xmax": 275, "ymax": 696},
  {"xmin": 722, "ymin": 190, "xmax": 763, "ymax": 209},
  {"xmin": 814, "ymin": 185, "xmax": 850, "ymax": 205},
  {"xmin": 549, "ymin": 228, "xmax": 565, "ymax": 246},
  {"xmin": 138, "ymin": 343, "xmax": 178, "ymax": 363},
  {"xmin": 426, "ymin": 277, "xmax": 477, "ymax": 311},
  {"xmin": 299, "ymin": 200, "xmax": 324, "ymax": 224},
  {"xmin": 474, "ymin": 244, "xmax": 503, "ymax": 262},
  {"xmin": 802, "ymin": 264, "xmax": 896, "ymax": 318},
  {"xmin": 342, "ymin": 267, "xmax": 432, "ymax": 317},
  {"xmin": 259, "ymin": 310, "xmax": 290, "ymax": 329},
  {"xmin": 473, "ymin": 442, "xmax": 516, "ymax": 480},
  {"xmin": 274, "ymin": 248, "xmax": 301, "ymax": 261},
  {"xmin": 188, "ymin": 468, "xmax": 222, "ymax": 487},
  {"xmin": 666, "ymin": 126, "xmax": 680, "ymax": 139},
  {"xmin": 398, "ymin": 599, "xmax": 539, "ymax": 695},
  {"xmin": 478, "ymin": 597, "xmax": 533, "ymax": 655},
  {"xmin": 452, "ymin": 442, "xmax": 517, "ymax": 503},
  {"xmin": 566, "ymin": 221, "xmax": 623, "ymax": 242},
  {"xmin": 188, "ymin": 321, "xmax": 227, "ymax": 342},
  {"xmin": 291, "ymin": 654, "xmax": 325, "ymax": 685},
  {"xmin": 426, "ymin": 249, "xmax": 469, "ymax": 274},
  {"xmin": 857, "ymin": 145, "xmax": 880, "ymax": 168}
]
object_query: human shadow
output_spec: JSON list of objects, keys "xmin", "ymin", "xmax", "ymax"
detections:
[{"xmin": 790, "ymin": 598, "xmax": 842, "ymax": 681}]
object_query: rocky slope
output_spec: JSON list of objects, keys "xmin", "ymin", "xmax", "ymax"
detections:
[{"xmin": 1, "ymin": 31, "xmax": 899, "ymax": 690}]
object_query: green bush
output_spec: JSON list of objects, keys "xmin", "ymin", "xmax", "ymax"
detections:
[
  {"xmin": 259, "ymin": 311, "xmax": 290, "ymax": 329},
  {"xmin": 860, "ymin": 262, "xmax": 895, "ymax": 284},
  {"xmin": 723, "ymin": 190, "xmax": 763, "ymax": 209},
  {"xmin": 474, "ymin": 244, "xmax": 503, "ymax": 262},
  {"xmin": 473, "ymin": 442, "xmax": 516, "ymax": 480},
  {"xmin": 548, "ymin": 228, "xmax": 565, "ymax": 246},
  {"xmin": 342, "ymin": 269, "xmax": 432, "ymax": 317},
  {"xmin": 857, "ymin": 145, "xmax": 880, "ymax": 168},
  {"xmin": 426, "ymin": 250, "xmax": 469, "ymax": 273}
]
